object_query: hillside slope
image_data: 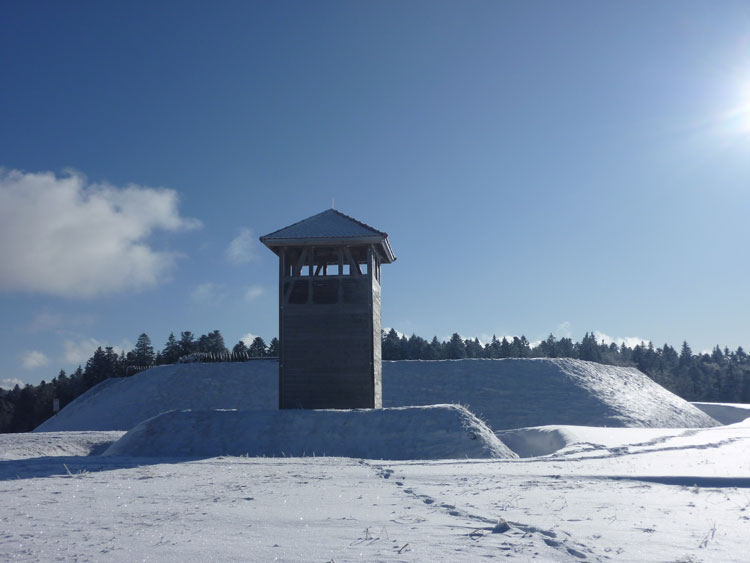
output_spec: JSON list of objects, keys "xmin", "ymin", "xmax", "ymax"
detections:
[
  {"xmin": 383, "ymin": 358, "xmax": 718, "ymax": 429},
  {"xmin": 36, "ymin": 361, "xmax": 278, "ymax": 431},
  {"xmin": 36, "ymin": 358, "xmax": 718, "ymax": 432}
]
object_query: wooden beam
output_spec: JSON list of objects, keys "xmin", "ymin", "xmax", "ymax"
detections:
[
  {"xmin": 344, "ymin": 247, "xmax": 363, "ymax": 276},
  {"xmin": 293, "ymin": 248, "xmax": 308, "ymax": 277}
]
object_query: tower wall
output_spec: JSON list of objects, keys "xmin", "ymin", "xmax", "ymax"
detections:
[{"xmin": 277, "ymin": 245, "xmax": 382, "ymax": 409}]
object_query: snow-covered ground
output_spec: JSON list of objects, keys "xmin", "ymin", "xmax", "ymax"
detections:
[
  {"xmin": 36, "ymin": 359, "xmax": 718, "ymax": 432},
  {"xmin": 3, "ymin": 360, "xmax": 747, "ymax": 561},
  {"xmin": 1, "ymin": 420, "xmax": 749, "ymax": 562}
]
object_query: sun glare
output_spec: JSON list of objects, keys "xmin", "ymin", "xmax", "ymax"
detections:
[
  {"xmin": 736, "ymin": 79, "xmax": 750, "ymax": 133},
  {"xmin": 714, "ymin": 75, "xmax": 750, "ymax": 141}
]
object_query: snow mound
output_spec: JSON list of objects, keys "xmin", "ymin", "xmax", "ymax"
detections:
[
  {"xmin": 496, "ymin": 426, "xmax": 572, "ymax": 457},
  {"xmin": 691, "ymin": 402, "xmax": 750, "ymax": 425},
  {"xmin": 37, "ymin": 358, "xmax": 718, "ymax": 433},
  {"xmin": 36, "ymin": 362, "xmax": 278, "ymax": 432},
  {"xmin": 0, "ymin": 431, "xmax": 124, "ymax": 460},
  {"xmin": 496, "ymin": 425, "xmax": 690, "ymax": 458},
  {"xmin": 384, "ymin": 358, "xmax": 718, "ymax": 429},
  {"xmin": 103, "ymin": 405, "xmax": 516, "ymax": 459}
]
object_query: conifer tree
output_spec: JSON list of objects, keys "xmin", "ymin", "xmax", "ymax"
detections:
[
  {"xmin": 425, "ymin": 336, "xmax": 442, "ymax": 360},
  {"xmin": 268, "ymin": 337, "xmax": 280, "ymax": 357},
  {"xmin": 197, "ymin": 330, "xmax": 228, "ymax": 356},
  {"xmin": 446, "ymin": 333, "xmax": 467, "ymax": 359},
  {"xmin": 249, "ymin": 336, "xmax": 267, "ymax": 357},
  {"xmin": 489, "ymin": 335, "xmax": 502, "ymax": 358},
  {"xmin": 133, "ymin": 333, "xmax": 155, "ymax": 365},
  {"xmin": 232, "ymin": 340, "xmax": 248, "ymax": 360},
  {"xmin": 499, "ymin": 337, "xmax": 512, "ymax": 358},
  {"xmin": 179, "ymin": 332, "xmax": 196, "ymax": 356},
  {"xmin": 382, "ymin": 329, "xmax": 403, "ymax": 360},
  {"xmin": 679, "ymin": 341, "xmax": 693, "ymax": 370},
  {"xmin": 162, "ymin": 332, "xmax": 181, "ymax": 364},
  {"xmin": 465, "ymin": 338, "xmax": 483, "ymax": 358}
]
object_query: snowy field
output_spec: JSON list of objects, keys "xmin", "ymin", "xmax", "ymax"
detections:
[
  {"xmin": 2, "ymin": 360, "xmax": 749, "ymax": 562},
  {"xmin": 2, "ymin": 420, "xmax": 750, "ymax": 562}
]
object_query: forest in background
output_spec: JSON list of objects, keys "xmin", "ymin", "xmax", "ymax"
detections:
[{"xmin": 2, "ymin": 328, "xmax": 749, "ymax": 433}]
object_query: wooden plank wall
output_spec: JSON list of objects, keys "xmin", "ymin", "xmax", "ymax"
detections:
[{"xmin": 277, "ymin": 244, "xmax": 384, "ymax": 409}]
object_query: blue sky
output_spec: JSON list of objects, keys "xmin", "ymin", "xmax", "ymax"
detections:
[{"xmin": 2, "ymin": 1, "xmax": 750, "ymax": 387}]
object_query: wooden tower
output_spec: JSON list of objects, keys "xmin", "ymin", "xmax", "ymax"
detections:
[{"xmin": 260, "ymin": 209, "xmax": 396, "ymax": 409}]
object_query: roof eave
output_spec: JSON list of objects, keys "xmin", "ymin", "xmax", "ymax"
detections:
[
  {"xmin": 380, "ymin": 237, "xmax": 397, "ymax": 263},
  {"xmin": 260, "ymin": 235, "xmax": 396, "ymax": 263},
  {"xmin": 260, "ymin": 235, "xmax": 386, "ymax": 247}
]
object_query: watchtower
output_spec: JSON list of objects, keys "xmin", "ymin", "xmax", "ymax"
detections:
[{"xmin": 260, "ymin": 209, "xmax": 396, "ymax": 409}]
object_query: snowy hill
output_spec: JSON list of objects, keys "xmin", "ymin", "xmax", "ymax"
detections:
[
  {"xmin": 103, "ymin": 405, "xmax": 516, "ymax": 459},
  {"xmin": 36, "ymin": 358, "xmax": 718, "ymax": 432},
  {"xmin": 383, "ymin": 358, "xmax": 718, "ymax": 429},
  {"xmin": 36, "ymin": 361, "xmax": 278, "ymax": 432}
]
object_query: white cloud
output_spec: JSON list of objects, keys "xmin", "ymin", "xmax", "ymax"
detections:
[
  {"xmin": 63, "ymin": 338, "xmax": 102, "ymax": 365},
  {"xmin": 21, "ymin": 350, "xmax": 49, "ymax": 370},
  {"xmin": 26, "ymin": 313, "xmax": 64, "ymax": 332},
  {"xmin": 480, "ymin": 333, "xmax": 528, "ymax": 346},
  {"xmin": 26, "ymin": 312, "xmax": 95, "ymax": 332},
  {"xmin": 190, "ymin": 282, "xmax": 226, "ymax": 305},
  {"xmin": 0, "ymin": 168, "xmax": 201, "ymax": 298},
  {"xmin": 0, "ymin": 378, "xmax": 24, "ymax": 390},
  {"xmin": 240, "ymin": 333, "xmax": 257, "ymax": 346},
  {"xmin": 555, "ymin": 321, "xmax": 573, "ymax": 338},
  {"xmin": 593, "ymin": 331, "xmax": 648, "ymax": 349},
  {"xmin": 226, "ymin": 228, "xmax": 258, "ymax": 264},
  {"xmin": 479, "ymin": 334, "xmax": 542, "ymax": 348},
  {"xmin": 243, "ymin": 285, "xmax": 266, "ymax": 302},
  {"xmin": 384, "ymin": 327, "xmax": 406, "ymax": 339}
]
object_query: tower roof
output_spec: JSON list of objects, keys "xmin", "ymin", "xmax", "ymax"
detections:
[{"xmin": 260, "ymin": 209, "xmax": 396, "ymax": 263}]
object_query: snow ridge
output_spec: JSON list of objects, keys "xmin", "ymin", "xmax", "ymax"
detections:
[{"xmin": 103, "ymin": 405, "xmax": 517, "ymax": 459}]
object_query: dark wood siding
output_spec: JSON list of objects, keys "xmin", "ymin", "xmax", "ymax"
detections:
[
  {"xmin": 280, "ymin": 280, "xmax": 378, "ymax": 409},
  {"xmin": 276, "ymin": 243, "xmax": 385, "ymax": 409}
]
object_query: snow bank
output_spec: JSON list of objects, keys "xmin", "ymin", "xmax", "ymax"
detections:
[
  {"xmin": 37, "ymin": 358, "xmax": 718, "ymax": 433},
  {"xmin": 496, "ymin": 425, "xmax": 689, "ymax": 458},
  {"xmin": 495, "ymin": 426, "xmax": 572, "ymax": 457},
  {"xmin": 103, "ymin": 405, "xmax": 516, "ymax": 459},
  {"xmin": 0, "ymin": 431, "xmax": 123, "ymax": 460},
  {"xmin": 691, "ymin": 402, "xmax": 750, "ymax": 425}
]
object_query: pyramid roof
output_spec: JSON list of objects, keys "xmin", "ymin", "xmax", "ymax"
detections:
[{"xmin": 260, "ymin": 209, "xmax": 395, "ymax": 262}]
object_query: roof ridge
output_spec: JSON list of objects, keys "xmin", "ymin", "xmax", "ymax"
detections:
[
  {"xmin": 260, "ymin": 208, "xmax": 386, "ymax": 240},
  {"xmin": 326, "ymin": 208, "xmax": 387, "ymax": 237},
  {"xmin": 260, "ymin": 209, "xmax": 332, "ymax": 240}
]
